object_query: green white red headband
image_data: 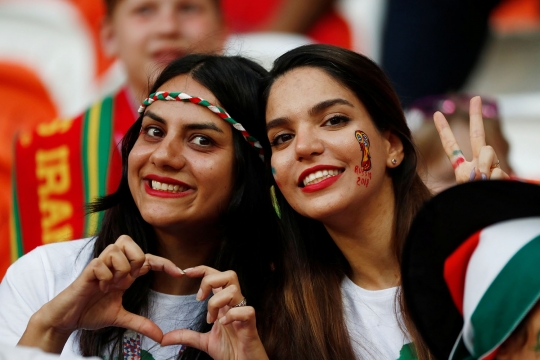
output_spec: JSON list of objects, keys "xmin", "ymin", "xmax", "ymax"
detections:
[{"xmin": 139, "ymin": 91, "xmax": 264, "ymax": 161}]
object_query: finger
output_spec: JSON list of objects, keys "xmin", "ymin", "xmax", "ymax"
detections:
[
  {"xmin": 98, "ymin": 245, "xmax": 132, "ymax": 283},
  {"xmin": 433, "ymin": 111, "xmax": 466, "ymax": 169},
  {"xmin": 218, "ymin": 306, "xmax": 256, "ymax": 328},
  {"xmin": 78, "ymin": 258, "xmax": 113, "ymax": 293},
  {"xmin": 196, "ymin": 270, "xmax": 240, "ymax": 301},
  {"xmin": 182, "ymin": 265, "xmax": 220, "ymax": 278},
  {"xmin": 469, "ymin": 96, "xmax": 487, "ymax": 158},
  {"xmin": 477, "ymin": 146, "xmax": 497, "ymax": 179},
  {"xmin": 114, "ymin": 235, "xmax": 146, "ymax": 278},
  {"xmin": 206, "ymin": 285, "xmax": 243, "ymax": 324},
  {"xmin": 114, "ymin": 309, "xmax": 163, "ymax": 343},
  {"xmin": 162, "ymin": 329, "xmax": 208, "ymax": 353},
  {"xmin": 490, "ymin": 168, "xmax": 510, "ymax": 180},
  {"xmin": 141, "ymin": 254, "xmax": 184, "ymax": 278}
]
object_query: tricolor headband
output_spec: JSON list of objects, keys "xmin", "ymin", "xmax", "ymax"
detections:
[{"xmin": 139, "ymin": 91, "xmax": 264, "ymax": 161}]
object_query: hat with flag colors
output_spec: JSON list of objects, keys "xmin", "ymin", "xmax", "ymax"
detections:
[{"xmin": 401, "ymin": 180, "xmax": 540, "ymax": 360}]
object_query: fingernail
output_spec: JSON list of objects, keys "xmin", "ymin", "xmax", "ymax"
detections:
[
  {"xmin": 469, "ymin": 167, "xmax": 476, "ymax": 181},
  {"xmin": 177, "ymin": 267, "xmax": 185, "ymax": 275},
  {"xmin": 196, "ymin": 288, "xmax": 203, "ymax": 301},
  {"xmin": 219, "ymin": 316, "xmax": 226, "ymax": 324},
  {"xmin": 183, "ymin": 267, "xmax": 193, "ymax": 273},
  {"xmin": 206, "ymin": 312, "xmax": 213, "ymax": 324},
  {"xmin": 481, "ymin": 173, "xmax": 487, "ymax": 180}
]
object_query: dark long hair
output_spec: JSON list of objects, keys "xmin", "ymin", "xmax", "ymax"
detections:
[
  {"xmin": 259, "ymin": 44, "xmax": 432, "ymax": 359},
  {"xmin": 79, "ymin": 54, "xmax": 280, "ymax": 359}
]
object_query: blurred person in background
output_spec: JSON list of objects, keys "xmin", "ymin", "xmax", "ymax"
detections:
[
  {"xmin": 410, "ymin": 94, "xmax": 514, "ymax": 194},
  {"xmin": 7, "ymin": 0, "xmax": 226, "ymax": 279},
  {"xmin": 381, "ymin": 0, "xmax": 502, "ymax": 108}
]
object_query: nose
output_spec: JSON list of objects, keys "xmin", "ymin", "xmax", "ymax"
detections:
[
  {"xmin": 155, "ymin": 6, "xmax": 181, "ymax": 37},
  {"xmin": 294, "ymin": 127, "xmax": 325, "ymax": 161},
  {"xmin": 149, "ymin": 136, "xmax": 186, "ymax": 170}
]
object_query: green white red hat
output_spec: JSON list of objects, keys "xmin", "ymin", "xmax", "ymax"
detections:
[{"xmin": 402, "ymin": 180, "xmax": 540, "ymax": 359}]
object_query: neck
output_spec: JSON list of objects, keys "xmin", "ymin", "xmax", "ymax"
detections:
[
  {"xmin": 151, "ymin": 223, "xmax": 222, "ymax": 295},
  {"xmin": 323, "ymin": 177, "xmax": 400, "ymax": 290}
]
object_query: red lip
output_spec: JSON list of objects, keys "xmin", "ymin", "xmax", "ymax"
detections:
[
  {"xmin": 144, "ymin": 174, "xmax": 191, "ymax": 186},
  {"xmin": 297, "ymin": 165, "xmax": 343, "ymax": 185},
  {"xmin": 143, "ymin": 174, "xmax": 193, "ymax": 198},
  {"xmin": 302, "ymin": 173, "xmax": 343, "ymax": 193}
]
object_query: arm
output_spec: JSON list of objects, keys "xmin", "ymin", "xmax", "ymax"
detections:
[{"xmin": 17, "ymin": 235, "xmax": 183, "ymax": 353}]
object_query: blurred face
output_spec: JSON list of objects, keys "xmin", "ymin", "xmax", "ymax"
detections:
[
  {"xmin": 497, "ymin": 301, "xmax": 540, "ymax": 360},
  {"xmin": 266, "ymin": 67, "xmax": 399, "ymax": 222},
  {"xmin": 102, "ymin": 0, "xmax": 225, "ymax": 99},
  {"xmin": 128, "ymin": 74, "xmax": 235, "ymax": 231}
]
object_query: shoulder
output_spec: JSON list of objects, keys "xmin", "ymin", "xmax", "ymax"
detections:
[{"xmin": 2, "ymin": 238, "xmax": 95, "ymax": 294}]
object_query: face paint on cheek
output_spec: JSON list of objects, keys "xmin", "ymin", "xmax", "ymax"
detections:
[
  {"xmin": 355, "ymin": 130, "xmax": 372, "ymax": 172},
  {"xmin": 354, "ymin": 130, "xmax": 372, "ymax": 187},
  {"xmin": 271, "ymin": 166, "xmax": 281, "ymax": 187}
]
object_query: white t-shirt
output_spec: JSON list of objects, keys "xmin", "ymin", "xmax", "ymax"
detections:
[
  {"xmin": 0, "ymin": 343, "xmax": 100, "ymax": 360},
  {"xmin": 341, "ymin": 277, "xmax": 416, "ymax": 360},
  {"xmin": 0, "ymin": 239, "xmax": 205, "ymax": 359}
]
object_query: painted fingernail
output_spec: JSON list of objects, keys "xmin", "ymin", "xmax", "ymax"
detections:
[
  {"xmin": 481, "ymin": 173, "xmax": 488, "ymax": 180},
  {"xmin": 469, "ymin": 167, "xmax": 476, "ymax": 181},
  {"xmin": 196, "ymin": 288, "xmax": 203, "ymax": 301},
  {"xmin": 177, "ymin": 267, "xmax": 185, "ymax": 275}
]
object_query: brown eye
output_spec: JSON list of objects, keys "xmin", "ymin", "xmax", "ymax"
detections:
[
  {"xmin": 145, "ymin": 127, "xmax": 164, "ymax": 138},
  {"xmin": 323, "ymin": 115, "xmax": 350, "ymax": 127},
  {"xmin": 271, "ymin": 133, "xmax": 294, "ymax": 146},
  {"xmin": 190, "ymin": 135, "xmax": 212, "ymax": 147}
]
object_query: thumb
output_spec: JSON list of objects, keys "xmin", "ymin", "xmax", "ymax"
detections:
[
  {"xmin": 114, "ymin": 309, "xmax": 163, "ymax": 343},
  {"xmin": 161, "ymin": 329, "xmax": 207, "ymax": 352}
]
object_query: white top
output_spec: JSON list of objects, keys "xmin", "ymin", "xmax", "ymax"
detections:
[
  {"xmin": 341, "ymin": 277, "xmax": 415, "ymax": 360},
  {"xmin": 0, "ymin": 343, "xmax": 100, "ymax": 360},
  {"xmin": 0, "ymin": 239, "xmax": 205, "ymax": 359}
]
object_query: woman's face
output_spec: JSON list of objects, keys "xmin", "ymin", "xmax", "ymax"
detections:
[
  {"xmin": 128, "ymin": 74, "xmax": 235, "ymax": 231},
  {"xmin": 266, "ymin": 67, "xmax": 399, "ymax": 221}
]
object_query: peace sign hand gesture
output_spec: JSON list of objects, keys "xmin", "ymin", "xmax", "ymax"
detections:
[
  {"xmin": 434, "ymin": 96, "xmax": 510, "ymax": 183},
  {"xmin": 162, "ymin": 266, "xmax": 269, "ymax": 360}
]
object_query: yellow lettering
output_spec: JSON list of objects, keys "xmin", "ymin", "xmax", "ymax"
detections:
[
  {"xmin": 36, "ymin": 119, "xmax": 73, "ymax": 137},
  {"xmin": 36, "ymin": 146, "xmax": 73, "ymax": 243},
  {"xmin": 36, "ymin": 146, "xmax": 71, "ymax": 197}
]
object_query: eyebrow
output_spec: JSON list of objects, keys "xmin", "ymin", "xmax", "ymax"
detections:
[
  {"xmin": 144, "ymin": 110, "xmax": 223, "ymax": 133},
  {"xmin": 266, "ymin": 98, "xmax": 354, "ymax": 132}
]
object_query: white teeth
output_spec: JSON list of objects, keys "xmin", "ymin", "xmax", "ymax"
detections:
[
  {"xmin": 150, "ymin": 180, "xmax": 188, "ymax": 193},
  {"xmin": 302, "ymin": 169, "xmax": 343, "ymax": 187}
]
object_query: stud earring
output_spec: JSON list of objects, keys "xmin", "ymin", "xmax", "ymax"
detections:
[{"xmin": 391, "ymin": 159, "xmax": 397, "ymax": 165}]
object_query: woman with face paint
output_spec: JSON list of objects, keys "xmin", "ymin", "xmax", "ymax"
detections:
[
  {"xmin": 0, "ymin": 54, "xmax": 276, "ymax": 360},
  {"xmin": 260, "ymin": 44, "xmax": 508, "ymax": 360}
]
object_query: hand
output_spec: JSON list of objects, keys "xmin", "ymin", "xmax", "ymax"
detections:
[
  {"xmin": 162, "ymin": 266, "xmax": 269, "ymax": 360},
  {"xmin": 434, "ymin": 96, "xmax": 510, "ymax": 183},
  {"xmin": 18, "ymin": 235, "xmax": 184, "ymax": 353}
]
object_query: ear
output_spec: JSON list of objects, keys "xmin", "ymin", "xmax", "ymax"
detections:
[
  {"xmin": 100, "ymin": 17, "xmax": 118, "ymax": 58},
  {"xmin": 384, "ymin": 130, "xmax": 404, "ymax": 168}
]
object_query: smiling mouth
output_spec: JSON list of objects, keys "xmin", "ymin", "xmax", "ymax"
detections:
[
  {"xmin": 150, "ymin": 180, "xmax": 190, "ymax": 193},
  {"xmin": 301, "ymin": 169, "xmax": 344, "ymax": 187}
]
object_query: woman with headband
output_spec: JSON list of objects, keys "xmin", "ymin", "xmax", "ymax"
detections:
[
  {"xmin": 0, "ymin": 54, "xmax": 276, "ymax": 360},
  {"xmin": 257, "ymin": 44, "xmax": 509, "ymax": 359}
]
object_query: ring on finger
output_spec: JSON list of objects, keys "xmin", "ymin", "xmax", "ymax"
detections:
[
  {"xmin": 490, "ymin": 160, "xmax": 500, "ymax": 170},
  {"xmin": 232, "ymin": 297, "xmax": 247, "ymax": 308}
]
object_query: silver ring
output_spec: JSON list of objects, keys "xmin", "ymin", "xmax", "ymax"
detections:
[{"xmin": 232, "ymin": 297, "xmax": 247, "ymax": 308}]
